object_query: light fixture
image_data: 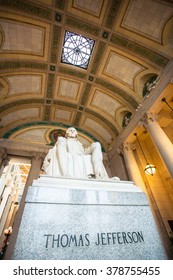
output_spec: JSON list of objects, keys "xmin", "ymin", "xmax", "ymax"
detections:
[
  {"xmin": 134, "ymin": 133, "xmax": 156, "ymax": 176},
  {"xmin": 144, "ymin": 164, "xmax": 156, "ymax": 175},
  {"xmin": 161, "ymin": 97, "xmax": 173, "ymax": 112}
]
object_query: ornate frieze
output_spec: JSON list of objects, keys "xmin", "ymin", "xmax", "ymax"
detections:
[
  {"xmin": 46, "ymin": 73, "xmax": 55, "ymax": 99},
  {"xmin": 50, "ymin": 25, "xmax": 62, "ymax": 64},
  {"xmin": 73, "ymin": 111, "xmax": 82, "ymax": 127},
  {"xmin": 80, "ymin": 83, "xmax": 92, "ymax": 106},
  {"xmin": 65, "ymin": 17, "xmax": 100, "ymax": 37},
  {"xmin": 55, "ymin": 0, "xmax": 65, "ymax": 11},
  {"xmin": 53, "ymin": 100, "xmax": 77, "ymax": 109},
  {"xmin": 0, "ymin": 0, "xmax": 52, "ymax": 19},
  {"xmin": 90, "ymin": 42, "xmax": 106, "ymax": 75},
  {"xmin": 58, "ymin": 67, "xmax": 87, "ymax": 79},
  {"xmin": 105, "ymin": 0, "xmax": 122, "ymax": 29},
  {"xmin": 0, "ymin": 62, "xmax": 47, "ymax": 71},
  {"xmin": 44, "ymin": 105, "xmax": 51, "ymax": 122}
]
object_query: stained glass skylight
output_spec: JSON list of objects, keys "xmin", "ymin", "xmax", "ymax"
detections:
[{"xmin": 61, "ymin": 31, "xmax": 95, "ymax": 69}]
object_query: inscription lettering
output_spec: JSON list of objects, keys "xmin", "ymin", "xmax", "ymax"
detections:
[
  {"xmin": 44, "ymin": 231, "xmax": 144, "ymax": 248},
  {"xmin": 44, "ymin": 233, "xmax": 90, "ymax": 248},
  {"xmin": 95, "ymin": 231, "xmax": 144, "ymax": 245}
]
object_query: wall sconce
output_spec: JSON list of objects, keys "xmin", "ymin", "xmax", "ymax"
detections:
[
  {"xmin": 161, "ymin": 98, "xmax": 173, "ymax": 112},
  {"xmin": 134, "ymin": 133, "xmax": 156, "ymax": 176}
]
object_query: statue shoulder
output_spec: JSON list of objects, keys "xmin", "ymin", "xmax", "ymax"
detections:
[{"xmin": 58, "ymin": 136, "xmax": 66, "ymax": 140}]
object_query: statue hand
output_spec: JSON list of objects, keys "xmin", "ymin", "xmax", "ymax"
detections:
[{"xmin": 57, "ymin": 137, "xmax": 67, "ymax": 146}]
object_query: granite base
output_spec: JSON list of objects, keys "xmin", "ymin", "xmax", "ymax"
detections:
[{"xmin": 11, "ymin": 175, "xmax": 167, "ymax": 260}]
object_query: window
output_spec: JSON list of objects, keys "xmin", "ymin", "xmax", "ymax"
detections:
[{"xmin": 61, "ymin": 31, "xmax": 95, "ymax": 69}]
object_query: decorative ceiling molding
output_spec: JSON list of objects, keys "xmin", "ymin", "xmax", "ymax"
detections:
[
  {"xmin": 105, "ymin": 0, "xmax": 122, "ymax": 29},
  {"xmin": 53, "ymin": 100, "xmax": 77, "ymax": 109},
  {"xmin": 95, "ymin": 78, "xmax": 138, "ymax": 109},
  {"xmin": 110, "ymin": 34, "xmax": 169, "ymax": 67},
  {"xmin": 46, "ymin": 73, "xmax": 55, "ymax": 99},
  {"xmin": 0, "ymin": 0, "xmax": 52, "ymax": 20},
  {"xmin": 55, "ymin": 0, "xmax": 65, "ymax": 11},
  {"xmin": 0, "ymin": 99, "xmax": 44, "ymax": 113},
  {"xmin": 85, "ymin": 108, "xmax": 119, "ymax": 136},
  {"xmin": 73, "ymin": 111, "xmax": 82, "ymax": 127},
  {"xmin": 65, "ymin": 16, "xmax": 101, "ymax": 36},
  {"xmin": 90, "ymin": 41, "xmax": 107, "ymax": 74},
  {"xmin": 0, "ymin": 61, "xmax": 48, "ymax": 71},
  {"xmin": 2, "ymin": 121, "xmax": 104, "ymax": 150},
  {"xmin": 44, "ymin": 105, "xmax": 51, "ymax": 121},
  {"xmin": 50, "ymin": 25, "xmax": 61, "ymax": 64},
  {"xmin": 58, "ymin": 67, "xmax": 87, "ymax": 79},
  {"xmin": 80, "ymin": 83, "xmax": 92, "ymax": 106}
]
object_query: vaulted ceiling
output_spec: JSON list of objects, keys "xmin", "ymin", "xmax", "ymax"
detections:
[{"xmin": 0, "ymin": 0, "xmax": 173, "ymax": 151}]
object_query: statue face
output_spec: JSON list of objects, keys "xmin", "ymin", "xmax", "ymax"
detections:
[{"xmin": 66, "ymin": 127, "xmax": 78, "ymax": 138}]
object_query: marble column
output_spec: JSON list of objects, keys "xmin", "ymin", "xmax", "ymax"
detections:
[
  {"xmin": 0, "ymin": 148, "xmax": 6, "ymax": 166},
  {"xmin": 122, "ymin": 142, "xmax": 146, "ymax": 191},
  {"xmin": 103, "ymin": 153, "xmax": 112, "ymax": 178},
  {"xmin": 0, "ymin": 148, "xmax": 9, "ymax": 176},
  {"xmin": 0, "ymin": 149, "xmax": 10, "ymax": 199},
  {"xmin": 0, "ymin": 158, "xmax": 10, "ymax": 177},
  {"xmin": 141, "ymin": 112, "xmax": 173, "ymax": 178}
]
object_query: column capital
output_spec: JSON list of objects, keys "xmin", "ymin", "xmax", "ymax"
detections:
[
  {"xmin": 0, "ymin": 148, "xmax": 8, "ymax": 167},
  {"xmin": 138, "ymin": 112, "xmax": 160, "ymax": 128},
  {"xmin": 122, "ymin": 142, "xmax": 136, "ymax": 152},
  {"xmin": 103, "ymin": 153, "xmax": 111, "ymax": 168},
  {"xmin": 0, "ymin": 147, "xmax": 7, "ymax": 158},
  {"xmin": 117, "ymin": 147, "xmax": 123, "ymax": 155},
  {"xmin": 2, "ymin": 157, "xmax": 10, "ymax": 167},
  {"xmin": 31, "ymin": 152, "xmax": 46, "ymax": 162}
]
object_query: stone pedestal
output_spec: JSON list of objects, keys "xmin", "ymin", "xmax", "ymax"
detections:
[{"xmin": 11, "ymin": 175, "xmax": 167, "ymax": 260}]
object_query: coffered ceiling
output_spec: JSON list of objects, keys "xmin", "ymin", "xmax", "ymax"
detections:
[{"xmin": 0, "ymin": 0, "xmax": 173, "ymax": 151}]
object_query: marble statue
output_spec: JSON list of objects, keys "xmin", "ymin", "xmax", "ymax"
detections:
[{"xmin": 43, "ymin": 127, "xmax": 109, "ymax": 179}]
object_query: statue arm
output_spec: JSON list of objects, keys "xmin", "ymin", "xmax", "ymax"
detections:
[
  {"xmin": 57, "ymin": 137, "xmax": 68, "ymax": 176},
  {"xmin": 42, "ymin": 148, "xmax": 54, "ymax": 174},
  {"xmin": 84, "ymin": 146, "xmax": 92, "ymax": 155},
  {"xmin": 87, "ymin": 142, "xmax": 109, "ymax": 179}
]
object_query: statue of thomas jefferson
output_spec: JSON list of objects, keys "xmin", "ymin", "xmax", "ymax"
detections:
[{"xmin": 43, "ymin": 127, "xmax": 109, "ymax": 179}]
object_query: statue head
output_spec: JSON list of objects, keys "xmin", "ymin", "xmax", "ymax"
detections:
[{"xmin": 65, "ymin": 127, "xmax": 78, "ymax": 138}]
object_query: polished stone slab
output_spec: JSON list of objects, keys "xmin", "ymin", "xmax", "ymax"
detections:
[{"xmin": 11, "ymin": 176, "xmax": 167, "ymax": 260}]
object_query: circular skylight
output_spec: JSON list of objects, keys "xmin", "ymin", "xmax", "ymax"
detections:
[{"xmin": 62, "ymin": 31, "xmax": 95, "ymax": 69}]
